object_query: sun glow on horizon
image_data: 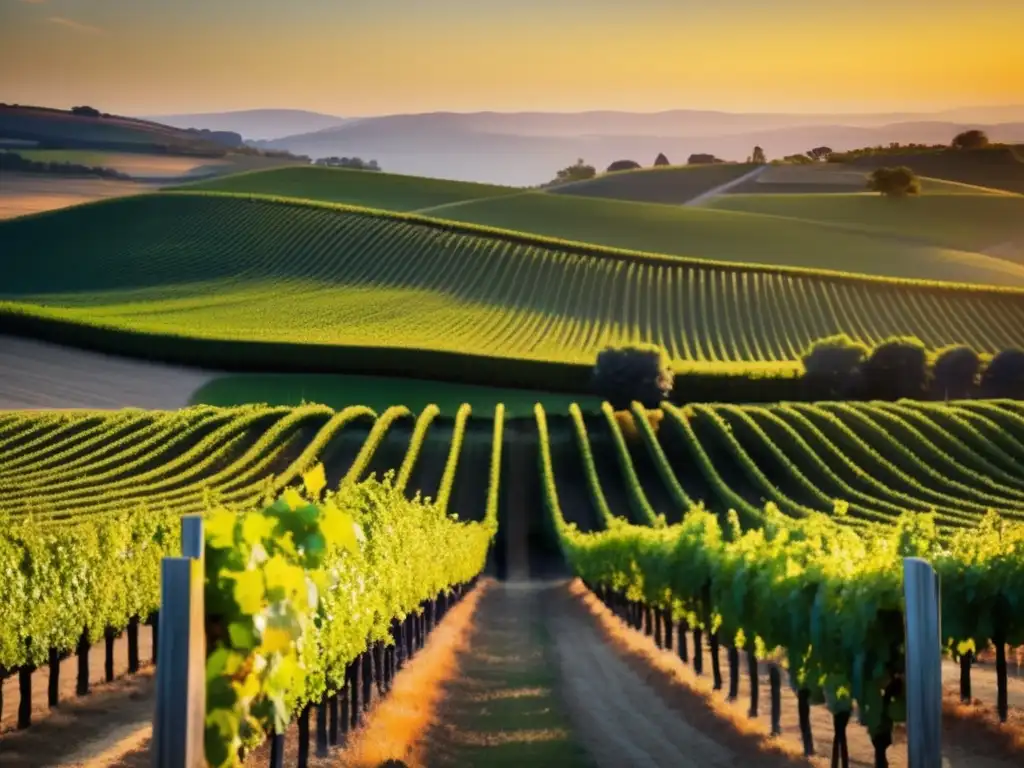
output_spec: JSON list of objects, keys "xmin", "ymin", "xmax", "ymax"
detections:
[{"xmin": 1, "ymin": 0, "xmax": 1022, "ymax": 116}]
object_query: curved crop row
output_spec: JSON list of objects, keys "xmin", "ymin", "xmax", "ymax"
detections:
[{"xmin": 435, "ymin": 404, "xmax": 472, "ymax": 514}]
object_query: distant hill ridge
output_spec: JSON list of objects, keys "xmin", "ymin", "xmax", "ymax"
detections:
[{"xmin": 241, "ymin": 108, "xmax": 1024, "ymax": 185}]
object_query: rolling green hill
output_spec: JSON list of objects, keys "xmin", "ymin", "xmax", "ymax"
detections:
[
  {"xmin": 707, "ymin": 193, "xmax": 1024, "ymax": 256},
  {"xmin": 546, "ymin": 163, "xmax": 761, "ymax": 204},
  {"xmin": 187, "ymin": 167, "xmax": 1024, "ymax": 285},
  {"xmin": 2, "ymin": 192, "xmax": 1024, "ymax": 387},
  {"xmin": 183, "ymin": 165, "xmax": 520, "ymax": 211}
]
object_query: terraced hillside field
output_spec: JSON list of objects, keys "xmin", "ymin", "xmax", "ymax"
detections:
[
  {"xmin": 0, "ymin": 404, "xmax": 502, "ymax": 526},
  {"xmin": 4, "ymin": 192, "xmax": 1024, "ymax": 382},
  {"xmin": 546, "ymin": 163, "xmax": 761, "ymax": 204},
  {"xmin": 190, "ymin": 167, "xmax": 1024, "ymax": 285}
]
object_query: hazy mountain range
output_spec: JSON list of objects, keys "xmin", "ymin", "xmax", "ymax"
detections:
[
  {"xmin": 142, "ymin": 105, "xmax": 1024, "ymax": 186},
  {"xmin": 147, "ymin": 109, "xmax": 351, "ymax": 141}
]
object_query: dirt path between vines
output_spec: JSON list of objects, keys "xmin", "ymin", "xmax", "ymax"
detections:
[
  {"xmin": 421, "ymin": 580, "xmax": 802, "ymax": 768},
  {"xmin": 570, "ymin": 581, "xmax": 1024, "ymax": 768}
]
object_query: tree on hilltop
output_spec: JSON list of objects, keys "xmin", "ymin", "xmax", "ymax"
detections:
[
  {"xmin": 867, "ymin": 166, "xmax": 920, "ymax": 197},
  {"xmin": 607, "ymin": 159, "xmax": 642, "ymax": 173},
  {"xmin": 548, "ymin": 158, "xmax": 596, "ymax": 186},
  {"xmin": 952, "ymin": 129, "xmax": 990, "ymax": 150},
  {"xmin": 751, "ymin": 146, "xmax": 766, "ymax": 164},
  {"xmin": 931, "ymin": 345, "xmax": 981, "ymax": 399},
  {"xmin": 981, "ymin": 349, "xmax": 1024, "ymax": 397},
  {"xmin": 654, "ymin": 152, "xmax": 671, "ymax": 166},
  {"xmin": 860, "ymin": 336, "xmax": 929, "ymax": 399},
  {"xmin": 806, "ymin": 146, "xmax": 833, "ymax": 162}
]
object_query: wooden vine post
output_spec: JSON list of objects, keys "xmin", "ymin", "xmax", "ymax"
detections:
[
  {"xmin": 903, "ymin": 557, "xmax": 942, "ymax": 768},
  {"xmin": 152, "ymin": 515, "xmax": 206, "ymax": 768}
]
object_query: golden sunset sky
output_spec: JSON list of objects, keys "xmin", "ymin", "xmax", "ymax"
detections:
[{"xmin": 2, "ymin": 0, "xmax": 1023, "ymax": 116}]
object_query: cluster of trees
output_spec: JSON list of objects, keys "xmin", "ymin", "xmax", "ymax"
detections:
[
  {"xmin": 775, "ymin": 146, "xmax": 833, "ymax": 165},
  {"xmin": 867, "ymin": 166, "xmax": 921, "ymax": 197},
  {"xmin": 828, "ymin": 130, "xmax": 995, "ymax": 162},
  {"xmin": 182, "ymin": 127, "xmax": 244, "ymax": 148},
  {"xmin": 0, "ymin": 151, "xmax": 130, "ymax": 180},
  {"xmin": 544, "ymin": 158, "xmax": 597, "ymax": 186},
  {"xmin": 687, "ymin": 153, "xmax": 725, "ymax": 165},
  {"xmin": 802, "ymin": 335, "xmax": 1024, "ymax": 400},
  {"xmin": 591, "ymin": 335, "xmax": 1024, "ymax": 411},
  {"xmin": 313, "ymin": 156, "xmax": 381, "ymax": 171},
  {"xmin": 70, "ymin": 106, "xmax": 103, "ymax": 118}
]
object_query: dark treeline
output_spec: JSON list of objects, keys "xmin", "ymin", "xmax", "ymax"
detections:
[
  {"xmin": 594, "ymin": 337, "xmax": 1024, "ymax": 409},
  {"xmin": 0, "ymin": 151, "xmax": 131, "ymax": 180}
]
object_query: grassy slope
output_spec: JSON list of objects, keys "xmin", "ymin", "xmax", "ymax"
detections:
[
  {"xmin": 548, "ymin": 163, "xmax": 761, "ymax": 204},
  {"xmin": 188, "ymin": 166, "xmax": 1022, "ymax": 284},
  {"xmin": 184, "ymin": 166, "xmax": 521, "ymax": 211},
  {"xmin": 3, "ymin": 192, "xmax": 1024, "ymax": 375},
  {"xmin": 707, "ymin": 193, "xmax": 1024, "ymax": 255},
  {"xmin": 433, "ymin": 191, "xmax": 1024, "ymax": 284}
]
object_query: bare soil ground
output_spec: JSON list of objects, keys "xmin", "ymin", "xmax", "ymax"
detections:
[
  {"xmin": 570, "ymin": 580, "xmax": 1024, "ymax": 768},
  {"xmin": 1, "ymin": 579, "xmax": 1019, "ymax": 768},
  {"xmin": 0, "ymin": 629, "xmax": 155, "ymax": 767},
  {"xmin": 421, "ymin": 580, "xmax": 805, "ymax": 768},
  {"xmin": 0, "ymin": 336, "xmax": 214, "ymax": 410},
  {"xmin": 0, "ymin": 173, "xmax": 151, "ymax": 220}
]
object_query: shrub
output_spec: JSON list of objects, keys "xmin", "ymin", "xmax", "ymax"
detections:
[
  {"xmin": 980, "ymin": 348, "xmax": 1024, "ymax": 398},
  {"xmin": 653, "ymin": 153, "xmax": 671, "ymax": 166},
  {"xmin": 867, "ymin": 166, "xmax": 921, "ymax": 197},
  {"xmin": 801, "ymin": 335, "xmax": 869, "ymax": 377},
  {"xmin": 931, "ymin": 345, "xmax": 981, "ymax": 399},
  {"xmin": 607, "ymin": 159, "xmax": 642, "ymax": 173},
  {"xmin": 801, "ymin": 334, "xmax": 870, "ymax": 398},
  {"xmin": 860, "ymin": 336, "xmax": 929, "ymax": 399},
  {"xmin": 592, "ymin": 344, "xmax": 674, "ymax": 410},
  {"xmin": 687, "ymin": 153, "xmax": 723, "ymax": 165}
]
